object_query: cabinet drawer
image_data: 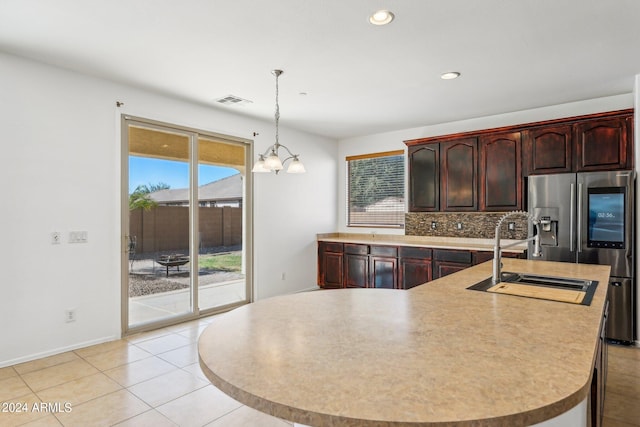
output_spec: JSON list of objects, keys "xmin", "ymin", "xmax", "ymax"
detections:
[
  {"xmin": 398, "ymin": 246, "xmax": 432, "ymax": 259},
  {"xmin": 370, "ymin": 245, "xmax": 397, "ymax": 257},
  {"xmin": 344, "ymin": 243, "xmax": 369, "ymax": 255},
  {"xmin": 319, "ymin": 242, "xmax": 343, "ymax": 253},
  {"xmin": 473, "ymin": 251, "xmax": 494, "ymax": 265},
  {"xmin": 433, "ymin": 249, "xmax": 472, "ymax": 263}
]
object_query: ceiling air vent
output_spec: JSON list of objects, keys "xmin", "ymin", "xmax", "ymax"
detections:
[{"xmin": 215, "ymin": 95, "xmax": 252, "ymax": 107}]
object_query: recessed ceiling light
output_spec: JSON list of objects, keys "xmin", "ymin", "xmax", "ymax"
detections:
[
  {"xmin": 441, "ymin": 72, "xmax": 461, "ymax": 80},
  {"xmin": 369, "ymin": 10, "xmax": 394, "ymax": 25}
]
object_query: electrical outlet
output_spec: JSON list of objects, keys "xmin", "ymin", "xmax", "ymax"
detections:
[
  {"xmin": 65, "ymin": 309, "xmax": 76, "ymax": 323},
  {"xmin": 51, "ymin": 232, "xmax": 61, "ymax": 245},
  {"xmin": 431, "ymin": 221, "xmax": 437, "ymax": 230},
  {"xmin": 508, "ymin": 222, "xmax": 516, "ymax": 231},
  {"xmin": 456, "ymin": 222, "xmax": 463, "ymax": 230}
]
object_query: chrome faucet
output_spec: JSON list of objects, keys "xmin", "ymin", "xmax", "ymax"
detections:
[{"xmin": 492, "ymin": 211, "xmax": 542, "ymax": 285}]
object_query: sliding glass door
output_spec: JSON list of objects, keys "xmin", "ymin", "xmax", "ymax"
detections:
[
  {"xmin": 122, "ymin": 116, "xmax": 251, "ymax": 333},
  {"xmin": 197, "ymin": 136, "xmax": 247, "ymax": 311}
]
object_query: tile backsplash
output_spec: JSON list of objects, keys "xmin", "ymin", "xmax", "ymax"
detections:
[{"xmin": 405, "ymin": 212, "xmax": 529, "ymax": 240}]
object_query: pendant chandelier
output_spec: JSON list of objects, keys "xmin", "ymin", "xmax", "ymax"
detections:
[{"xmin": 252, "ymin": 69, "xmax": 306, "ymax": 174}]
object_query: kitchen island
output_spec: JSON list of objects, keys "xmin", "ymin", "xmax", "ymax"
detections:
[{"xmin": 198, "ymin": 259, "xmax": 610, "ymax": 426}]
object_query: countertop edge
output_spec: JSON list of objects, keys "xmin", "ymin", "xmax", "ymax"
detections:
[{"xmin": 317, "ymin": 233, "xmax": 527, "ymax": 252}]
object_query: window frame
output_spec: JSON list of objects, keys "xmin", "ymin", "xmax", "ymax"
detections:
[{"xmin": 346, "ymin": 150, "xmax": 405, "ymax": 228}]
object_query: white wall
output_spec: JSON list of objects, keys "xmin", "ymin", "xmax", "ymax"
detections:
[
  {"xmin": 338, "ymin": 94, "xmax": 635, "ymax": 234},
  {"xmin": 0, "ymin": 52, "xmax": 338, "ymax": 366}
]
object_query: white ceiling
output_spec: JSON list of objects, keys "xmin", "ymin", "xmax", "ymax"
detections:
[{"xmin": 1, "ymin": 0, "xmax": 639, "ymax": 139}]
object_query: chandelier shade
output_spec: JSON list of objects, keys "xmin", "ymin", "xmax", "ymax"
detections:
[{"xmin": 252, "ymin": 69, "xmax": 305, "ymax": 174}]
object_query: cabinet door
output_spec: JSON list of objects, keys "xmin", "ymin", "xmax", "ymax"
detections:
[
  {"xmin": 574, "ymin": 117, "xmax": 630, "ymax": 171},
  {"xmin": 432, "ymin": 249, "xmax": 472, "ymax": 279},
  {"xmin": 408, "ymin": 144, "xmax": 440, "ymax": 211},
  {"xmin": 440, "ymin": 138, "xmax": 477, "ymax": 211},
  {"xmin": 522, "ymin": 125, "xmax": 573, "ymax": 175},
  {"xmin": 320, "ymin": 251, "xmax": 343, "ymax": 288},
  {"xmin": 370, "ymin": 256, "xmax": 398, "ymax": 289},
  {"xmin": 318, "ymin": 242, "xmax": 344, "ymax": 288},
  {"xmin": 433, "ymin": 261, "xmax": 469, "ymax": 279},
  {"xmin": 399, "ymin": 257, "xmax": 432, "ymax": 289},
  {"xmin": 479, "ymin": 132, "xmax": 522, "ymax": 211},
  {"xmin": 344, "ymin": 253, "xmax": 369, "ymax": 288}
]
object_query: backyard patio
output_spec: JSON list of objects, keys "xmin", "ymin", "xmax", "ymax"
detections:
[{"xmin": 128, "ymin": 247, "xmax": 246, "ymax": 325}]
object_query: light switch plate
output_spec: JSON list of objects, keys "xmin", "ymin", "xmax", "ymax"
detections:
[{"xmin": 69, "ymin": 231, "xmax": 88, "ymax": 243}]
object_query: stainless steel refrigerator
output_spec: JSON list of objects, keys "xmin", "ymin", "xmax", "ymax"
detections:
[{"xmin": 527, "ymin": 170, "xmax": 635, "ymax": 343}]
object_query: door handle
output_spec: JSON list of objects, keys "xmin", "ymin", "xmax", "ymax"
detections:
[
  {"xmin": 576, "ymin": 182, "xmax": 582, "ymax": 253},
  {"xmin": 611, "ymin": 282, "xmax": 622, "ymax": 287},
  {"xmin": 570, "ymin": 183, "xmax": 575, "ymax": 252}
]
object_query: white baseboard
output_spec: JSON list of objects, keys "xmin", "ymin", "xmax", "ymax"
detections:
[
  {"xmin": 0, "ymin": 335, "xmax": 120, "ymax": 368},
  {"xmin": 295, "ymin": 286, "xmax": 322, "ymax": 293}
]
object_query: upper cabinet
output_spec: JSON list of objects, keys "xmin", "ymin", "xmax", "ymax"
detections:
[
  {"xmin": 406, "ymin": 109, "xmax": 633, "ymax": 212},
  {"xmin": 523, "ymin": 113, "xmax": 632, "ymax": 175},
  {"xmin": 479, "ymin": 132, "xmax": 522, "ymax": 211},
  {"xmin": 574, "ymin": 116, "xmax": 630, "ymax": 172},
  {"xmin": 441, "ymin": 138, "xmax": 478, "ymax": 211},
  {"xmin": 407, "ymin": 138, "xmax": 477, "ymax": 212},
  {"xmin": 408, "ymin": 144, "xmax": 439, "ymax": 211},
  {"xmin": 522, "ymin": 125, "xmax": 573, "ymax": 175}
]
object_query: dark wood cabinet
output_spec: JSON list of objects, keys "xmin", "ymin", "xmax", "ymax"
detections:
[
  {"xmin": 522, "ymin": 125, "xmax": 573, "ymax": 175},
  {"xmin": 441, "ymin": 138, "xmax": 478, "ymax": 211},
  {"xmin": 318, "ymin": 242, "xmax": 344, "ymax": 288},
  {"xmin": 408, "ymin": 144, "xmax": 440, "ymax": 211},
  {"xmin": 398, "ymin": 246, "xmax": 433, "ymax": 289},
  {"xmin": 574, "ymin": 116, "xmax": 630, "ymax": 172},
  {"xmin": 406, "ymin": 109, "xmax": 633, "ymax": 211},
  {"xmin": 369, "ymin": 246, "xmax": 399, "ymax": 289},
  {"xmin": 523, "ymin": 114, "xmax": 632, "ymax": 175},
  {"xmin": 370, "ymin": 256, "xmax": 398, "ymax": 288},
  {"xmin": 432, "ymin": 249, "xmax": 473, "ymax": 279},
  {"xmin": 407, "ymin": 138, "xmax": 477, "ymax": 212},
  {"xmin": 479, "ymin": 132, "xmax": 522, "ymax": 211},
  {"xmin": 318, "ymin": 241, "xmax": 525, "ymax": 290},
  {"xmin": 344, "ymin": 244, "xmax": 369, "ymax": 288}
]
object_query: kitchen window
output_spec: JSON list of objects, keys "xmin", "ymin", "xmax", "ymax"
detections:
[{"xmin": 347, "ymin": 150, "xmax": 405, "ymax": 227}]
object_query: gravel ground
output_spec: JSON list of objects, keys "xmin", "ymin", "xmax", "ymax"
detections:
[
  {"xmin": 128, "ymin": 271, "xmax": 245, "ymax": 297},
  {"xmin": 128, "ymin": 248, "xmax": 244, "ymax": 297}
]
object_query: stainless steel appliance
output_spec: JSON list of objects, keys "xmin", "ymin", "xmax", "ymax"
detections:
[{"xmin": 527, "ymin": 171, "xmax": 635, "ymax": 343}]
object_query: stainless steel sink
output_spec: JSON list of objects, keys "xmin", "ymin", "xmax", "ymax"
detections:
[
  {"xmin": 467, "ymin": 272, "xmax": 598, "ymax": 305},
  {"xmin": 498, "ymin": 272, "xmax": 593, "ymax": 291}
]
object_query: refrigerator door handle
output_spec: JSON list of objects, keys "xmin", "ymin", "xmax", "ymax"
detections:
[
  {"xmin": 576, "ymin": 182, "xmax": 582, "ymax": 253},
  {"xmin": 570, "ymin": 183, "xmax": 576, "ymax": 252}
]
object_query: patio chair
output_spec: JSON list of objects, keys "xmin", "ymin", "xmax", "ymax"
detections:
[{"xmin": 128, "ymin": 235, "xmax": 137, "ymax": 269}]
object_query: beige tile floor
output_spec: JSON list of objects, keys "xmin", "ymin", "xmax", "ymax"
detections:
[
  {"xmin": 2, "ymin": 313, "xmax": 638, "ymax": 427},
  {"xmin": 0, "ymin": 316, "xmax": 294, "ymax": 427},
  {"xmin": 603, "ymin": 343, "xmax": 640, "ymax": 427}
]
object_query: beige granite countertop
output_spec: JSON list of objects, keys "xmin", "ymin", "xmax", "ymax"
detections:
[
  {"xmin": 199, "ymin": 259, "xmax": 610, "ymax": 426},
  {"xmin": 317, "ymin": 233, "xmax": 527, "ymax": 253}
]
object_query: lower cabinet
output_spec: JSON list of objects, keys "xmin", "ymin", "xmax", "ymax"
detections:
[
  {"xmin": 432, "ymin": 249, "xmax": 473, "ymax": 280},
  {"xmin": 370, "ymin": 246, "xmax": 399, "ymax": 289},
  {"xmin": 317, "ymin": 242, "xmax": 515, "ymax": 290},
  {"xmin": 318, "ymin": 242, "xmax": 344, "ymax": 288},
  {"xmin": 343, "ymin": 244, "xmax": 400, "ymax": 289},
  {"xmin": 399, "ymin": 247, "xmax": 433, "ymax": 290}
]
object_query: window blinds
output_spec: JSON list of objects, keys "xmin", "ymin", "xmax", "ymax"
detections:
[{"xmin": 346, "ymin": 150, "xmax": 404, "ymax": 227}]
